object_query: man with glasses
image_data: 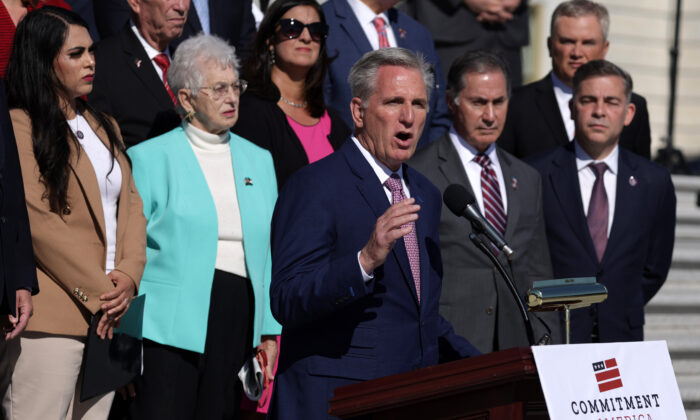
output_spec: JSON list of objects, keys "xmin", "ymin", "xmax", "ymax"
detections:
[
  {"xmin": 322, "ymin": 0, "xmax": 451, "ymax": 149},
  {"xmin": 89, "ymin": 0, "xmax": 191, "ymax": 147}
]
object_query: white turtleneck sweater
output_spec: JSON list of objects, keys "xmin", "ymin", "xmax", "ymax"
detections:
[{"xmin": 184, "ymin": 123, "xmax": 247, "ymax": 278}]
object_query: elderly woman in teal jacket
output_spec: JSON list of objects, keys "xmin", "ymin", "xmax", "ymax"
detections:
[{"xmin": 123, "ymin": 34, "xmax": 281, "ymax": 420}]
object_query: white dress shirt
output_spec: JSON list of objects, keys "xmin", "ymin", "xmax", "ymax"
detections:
[
  {"xmin": 449, "ymin": 126, "xmax": 508, "ymax": 214},
  {"xmin": 551, "ymin": 72, "xmax": 575, "ymax": 141},
  {"xmin": 130, "ymin": 22, "xmax": 171, "ymax": 83},
  {"xmin": 351, "ymin": 137, "xmax": 411, "ymax": 281},
  {"xmin": 575, "ymin": 140, "xmax": 618, "ymax": 237},
  {"xmin": 67, "ymin": 112, "xmax": 122, "ymax": 274},
  {"xmin": 347, "ymin": 0, "xmax": 398, "ymax": 50}
]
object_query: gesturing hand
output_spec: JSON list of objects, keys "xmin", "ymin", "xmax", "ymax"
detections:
[
  {"xmin": 97, "ymin": 270, "xmax": 136, "ymax": 339},
  {"xmin": 359, "ymin": 198, "xmax": 420, "ymax": 275}
]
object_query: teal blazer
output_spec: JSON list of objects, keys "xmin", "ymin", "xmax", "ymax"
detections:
[{"xmin": 125, "ymin": 126, "xmax": 281, "ymax": 353}]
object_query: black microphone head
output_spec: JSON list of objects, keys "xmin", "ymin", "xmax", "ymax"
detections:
[{"xmin": 443, "ymin": 184, "xmax": 476, "ymax": 217}]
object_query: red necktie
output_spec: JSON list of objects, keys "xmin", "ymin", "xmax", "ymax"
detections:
[
  {"xmin": 372, "ymin": 17, "xmax": 390, "ymax": 49},
  {"xmin": 587, "ymin": 162, "xmax": 609, "ymax": 261},
  {"xmin": 153, "ymin": 53, "xmax": 177, "ymax": 106},
  {"xmin": 385, "ymin": 174, "xmax": 420, "ymax": 302},
  {"xmin": 474, "ymin": 153, "xmax": 507, "ymax": 237}
]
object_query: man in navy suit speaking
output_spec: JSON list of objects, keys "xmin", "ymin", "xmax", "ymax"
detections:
[
  {"xmin": 528, "ymin": 60, "xmax": 675, "ymax": 343},
  {"xmin": 268, "ymin": 48, "xmax": 479, "ymax": 419}
]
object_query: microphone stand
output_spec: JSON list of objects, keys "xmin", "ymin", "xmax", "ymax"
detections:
[{"xmin": 469, "ymin": 232, "xmax": 538, "ymax": 346}]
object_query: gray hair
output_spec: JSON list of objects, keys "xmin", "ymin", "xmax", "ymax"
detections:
[
  {"xmin": 573, "ymin": 59, "xmax": 633, "ymax": 103},
  {"xmin": 551, "ymin": 0, "xmax": 610, "ymax": 40},
  {"xmin": 348, "ymin": 48, "xmax": 434, "ymax": 109},
  {"xmin": 446, "ymin": 50, "xmax": 511, "ymax": 105},
  {"xmin": 168, "ymin": 34, "xmax": 239, "ymax": 111}
]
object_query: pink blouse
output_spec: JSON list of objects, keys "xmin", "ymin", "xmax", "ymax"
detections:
[{"xmin": 286, "ymin": 111, "xmax": 334, "ymax": 163}]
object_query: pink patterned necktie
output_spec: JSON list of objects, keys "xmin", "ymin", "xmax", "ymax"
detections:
[
  {"xmin": 474, "ymin": 153, "xmax": 506, "ymax": 237},
  {"xmin": 587, "ymin": 162, "xmax": 609, "ymax": 262},
  {"xmin": 372, "ymin": 16, "xmax": 390, "ymax": 48},
  {"xmin": 385, "ymin": 174, "xmax": 420, "ymax": 302},
  {"xmin": 153, "ymin": 53, "xmax": 178, "ymax": 106}
]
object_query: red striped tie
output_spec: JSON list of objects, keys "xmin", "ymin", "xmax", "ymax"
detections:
[
  {"xmin": 372, "ymin": 17, "xmax": 390, "ymax": 48},
  {"xmin": 153, "ymin": 53, "xmax": 178, "ymax": 106},
  {"xmin": 474, "ymin": 153, "xmax": 506, "ymax": 237}
]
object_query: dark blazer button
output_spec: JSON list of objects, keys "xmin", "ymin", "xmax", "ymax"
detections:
[
  {"xmin": 63, "ymin": 205, "xmax": 71, "ymax": 215},
  {"xmin": 0, "ymin": 216, "xmax": 5, "ymax": 224},
  {"xmin": 486, "ymin": 307, "xmax": 494, "ymax": 315}
]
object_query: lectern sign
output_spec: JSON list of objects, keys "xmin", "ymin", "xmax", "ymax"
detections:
[{"xmin": 532, "ymin": 341, "xmax": 685, "ymax": 419}]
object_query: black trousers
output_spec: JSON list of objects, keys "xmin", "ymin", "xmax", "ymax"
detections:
[{"xmin": 130, "ymin": 270, "xmax": 254, "ymax": 420}]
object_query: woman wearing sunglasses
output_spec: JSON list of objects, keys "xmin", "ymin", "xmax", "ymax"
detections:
[
  {"xmin": 122, "ymin": 34, "xmax": 281, "ymax": 419},
  {"xmin": 234, "ymin": 0, "xmax": 350, "ymax": 191}
]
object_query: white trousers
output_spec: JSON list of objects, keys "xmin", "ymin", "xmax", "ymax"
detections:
[{"xmin": 0, "ymin": 333, "xmax": 114, "ymax": 420}]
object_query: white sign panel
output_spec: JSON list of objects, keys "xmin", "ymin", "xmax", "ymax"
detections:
[{"xmin": 532, "ymin": 341, "xmax": 685, "ymax": 420}]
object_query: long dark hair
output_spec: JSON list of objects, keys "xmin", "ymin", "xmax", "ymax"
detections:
[
  {"xmin": 243, "ymin": 0, "xmax": 331, "ymax": 118},
  {"xmin": 6, "ymin": 7, "xmax": 123, "ymax": 214}
]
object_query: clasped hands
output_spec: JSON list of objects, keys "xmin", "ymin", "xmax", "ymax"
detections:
[
  {"xmin": 96, "ymin": 270, "xmax": 136, "ymax": 339},
  {"xmin": 464, "ymin": 0, "xmax": 522, "ymax": 24}
]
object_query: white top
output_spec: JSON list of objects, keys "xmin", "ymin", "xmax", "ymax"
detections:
[
  {"xmin": 130, "ymin": 21, "xmax": 171, "ymax": 83},
  {"xmin": 551, "ymin": 72, "xmax": 575, "ymax": 141},
  {"xmin": 67, "ymin": 113, "xmax": 122, "ymax": 274},
  {"xmin": 449, "ymin": 125, "xmax": 508, "ymax": 214},
  {"xmin": 574, "ymin": 140, "xmax": 618, "ymax": 237},
  {"xmin": 347, "ymin": 0, "xmax": 397, "ymax": 50},
  {"xmin": 352, "ymin": 136, "xmax": 411, "ymax": 281},
  {"xmin": 184, "ymin": 123, "xmax": 248, "ymax": 278}
]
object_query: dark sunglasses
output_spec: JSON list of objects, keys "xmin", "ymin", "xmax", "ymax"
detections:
[{"xmin": 277, "ymin": 18, "xmax": 328, "ymax": 42}]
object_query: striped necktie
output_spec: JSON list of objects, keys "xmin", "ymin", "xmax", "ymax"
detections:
[
  {"xmin": 372, "ymin": 16, "xmax": 390, "ymax": 49},
  {"xmin": 474, "ymin": 153, "xmax": 506, "ymax": 237}
]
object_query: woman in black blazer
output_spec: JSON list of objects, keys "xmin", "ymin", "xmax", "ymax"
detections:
[{"xmin": 234, "ymin": 0, "xmax": 350, "ymax": 190}]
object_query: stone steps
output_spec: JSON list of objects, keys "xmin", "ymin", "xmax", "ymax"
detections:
[{"xmin": 662, "ymin": 176, "xmax": 700, "ymax": 418}]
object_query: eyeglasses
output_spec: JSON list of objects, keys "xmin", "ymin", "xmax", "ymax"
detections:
[
  {"xmin": 198, "ymin": 80, "xmax": 248, "ymax": 100},
  {"xmin": 277, "ymin": 18, "xmax": 328, "ymax": 42}
]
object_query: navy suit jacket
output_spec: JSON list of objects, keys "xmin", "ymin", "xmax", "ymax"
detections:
[
  {"xmin": 269, "ymin": 140, "xmax": 478, "ymax": 419},
  {"xmin": 527, "ymin": 143, "xmax": 675, "ymax": 343},
  {"xmin": 0, "ymin": 82, "xmax": 37, "ymax": 316},
  {"xmin": 322, "ymin": 0, "xmax": 451, "ymax": 149},
  {"xmin": 499, "ymin": 73, "xmax": 652, "ymax": 160}
]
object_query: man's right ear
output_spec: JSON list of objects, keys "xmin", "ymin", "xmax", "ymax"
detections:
[{"xmin": 350, "ymin": 97, "xmax": 364, "ymax": 129}]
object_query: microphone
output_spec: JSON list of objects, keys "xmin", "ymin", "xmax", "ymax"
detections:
[{"xmin": 443, "ymin": 184, "xmax": 514, "ymax": 259}]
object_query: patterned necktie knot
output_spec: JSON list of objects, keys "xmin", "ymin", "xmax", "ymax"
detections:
[
  {"xmin": 589, "ymin": 162, "xmax": 608, "ymax": 179},
  {"xmin": 474, "ymin": 153, "xmax": 492, "ymax": 169},
  {"xmin": 384, "ymin": 173, "xmax": 403, "ymax": 195}
]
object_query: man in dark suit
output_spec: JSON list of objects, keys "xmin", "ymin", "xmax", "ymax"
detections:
[
  {"xmin": 0, "ymin": 81, "xmax": 37, "ymax": 342},
  {"xmin": 322, "ymin": 0, "xmax": 451, "ymax": 148},
  {"xmin": 528, "ymin": 60, "xmax": 675, "ymax": 343},
  {"xmin": 269, "ymin": 48, "xmax": 479, "ymax": 420},
  {"xmin": 93, "ymin": 0, "xmax": 256, "ymax": 60},
  {"xmin": 411, "ymin": 51, "xmax": 558, "ymax": 353},
  {"xmin": 88, "ymin": 0, "xmax": 190, "ymax": 147},
  {"xmin": 499, "ymin": 0, "xmax": 651, "ymax": 159},
  {"xmin": 399, "ymin": 0, "xmax": 529, "ymax": 87}
]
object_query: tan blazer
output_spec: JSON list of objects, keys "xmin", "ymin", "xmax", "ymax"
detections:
[{"xmin": 11, "ymin": 108, "xmax": 147, "ymax": 337}]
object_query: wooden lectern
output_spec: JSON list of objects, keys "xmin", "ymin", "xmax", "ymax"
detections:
[{"xmin": 328, "ymin": 347, "xmax": 548, "ymax": 419}]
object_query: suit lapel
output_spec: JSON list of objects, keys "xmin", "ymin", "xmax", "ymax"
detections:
[
  {"xmin": 548, "ymin": 144, "xmax": 598, "ymax": 263},
  {"xmin": 535, "ymin": 75, "xmax": 569, "ymax": 146},
  {"xmin": 436, "ymin": 134, "xmax": 470, "ymax": 190},
  {"xmin": 119, "ymin": 26, "xmax": 175, "ymax": 112},
  {"xmin": 603, "ymin": 150, "xmax": 641, "ymax": 264},
  {"xmin": 332, "ymin": 0, "xmax": 373, "ymax": 55},
  {"xmin": 343, "ymin": 142, "xmax": 419, "ymax": 305},
  {"xmin": 69, "ymin": 112, "xmax": 106, "ymax": 244},
  {"xmin": 497, "ymin": 148, "xmax": 520, "ymax": 243}
]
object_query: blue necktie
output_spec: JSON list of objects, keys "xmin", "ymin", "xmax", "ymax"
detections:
[{"xmin": 193, "ymin": 0, "xmax": 210, "ymax": 35}]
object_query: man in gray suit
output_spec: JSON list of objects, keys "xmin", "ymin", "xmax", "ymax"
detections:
[{"xmin": 411, "ymin": 51, "xmax": 559, "ymax": 353}]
